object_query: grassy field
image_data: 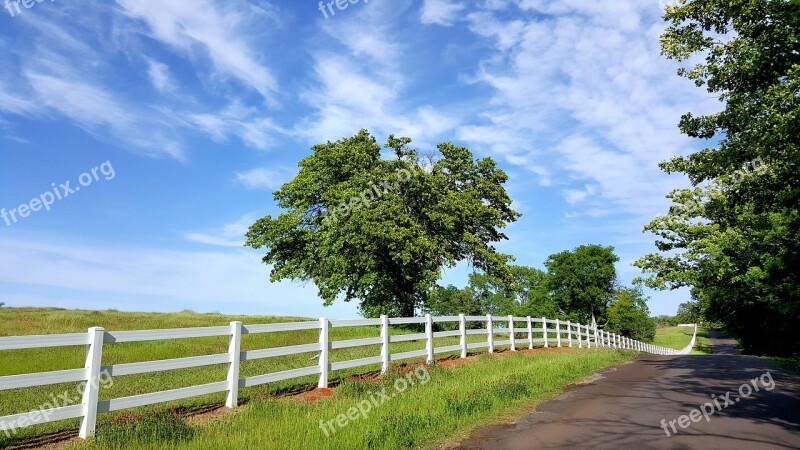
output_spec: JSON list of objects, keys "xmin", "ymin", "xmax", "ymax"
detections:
[
  {"xmin": 0, "ymin": 308, "xmax": 639, "ymax": 449},
  {"xmin": 652, "ymin": 326, "xmax": 712, "ymax": 355}
]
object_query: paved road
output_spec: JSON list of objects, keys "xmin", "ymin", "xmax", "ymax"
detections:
[{"xmin": 451, "ymin": 330, "xmax": 800, "ymax": 449}]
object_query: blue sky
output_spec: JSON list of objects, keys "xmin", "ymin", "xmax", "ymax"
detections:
[{"xmin": 0, "ymin": 0, "xmax": 718, "ymax": 319}]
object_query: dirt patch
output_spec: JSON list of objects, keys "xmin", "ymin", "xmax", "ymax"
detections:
[
  {"xmin": 184, "ymin": 405, "xmax": 236, "ymax": 425},
  {"xmin": 343, "ymin": 370, "xmax": 382, "ymax": 383},
  {"xmin": 438, "ymin": 355, "xmax": 479, "ymax": 368},
  {"xmin": 292, "ymin": 387, "xmax": 334, "ymax": 404},
  {"xmin": 3, "ymin": 431, "xmax": 79, "ymax": 450}
]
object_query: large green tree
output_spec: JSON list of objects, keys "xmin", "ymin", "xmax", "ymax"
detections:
[
  {"xmin": 606, "ymin": 286, "xmax": 656, "ymax": 342},
  {"xmin": 635, "ymin": 0, "xmax": 800, "ymax": 354},
  {"xmin": 246, "ymin": 130, "xmax": 520, "ymax": 317},
  {"xmin": 544, "ymin": 245, "xmax": 619, "ymax": 323}
]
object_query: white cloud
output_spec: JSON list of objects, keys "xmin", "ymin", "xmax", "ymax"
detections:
[
  {"xmin": 234, "ymin": 168, "xmax": 290, "ymax": 190},
  {"xmin": 115, "ymin": 0, "xmax": 279, "ymax": 103},
  {"xmin": 421, "ymin": 0, "xmax": 465, "ymax": 26},
  {"xmin": 184, "ymin": 102, "xmax": 288, "ymax": 150},
  {"xmin": 183, "ymin": 214, "xmax": 255, "ymax": 247},
  {"xmin": 24, "ymin": 71, "xmax": 186, "ymax": 160},
  {"xmin": 299, "ymin": 2, "xmax": 462, "ymax": 147},
  {"xmin": 146, "ymin": 59, "xmax": 174, "ymax": 93},
  {"xmin": 457, "ymin": 2, "xmax": 709, "ymax": 218}
]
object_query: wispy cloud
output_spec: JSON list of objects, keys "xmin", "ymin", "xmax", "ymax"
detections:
[
  {"xmin": 183, "ymin": 214, "xmax": 255, "ymax": 247},
  {"xmin": 421, "ymin": 0, "xmax": 465, "ymax": 26},
  {"xmin": 234, "ymin": 167, "xmax": 290, "ymax": 190},
  {"xmin": 183, "ymin": 102, "xmax": 288, "ymax": 150},
  {"xmin": 115, "ymin": 0, "xmax": 280, "ymax": 104},
  {"xmin": 146, "ymin": 59, "xmax": 174, "ymax": 93},
  {"xmin": 299, "ymin": 1, "xmax": 461, "ymax": 147},
  {"xmin": 457, "ymin": 1, "xmax": 710, "ymax": 218}
]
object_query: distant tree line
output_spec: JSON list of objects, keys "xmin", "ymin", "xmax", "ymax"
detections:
[{"xmin": 423, "ymin": 245, "xmax": 656, "ymax": 342}]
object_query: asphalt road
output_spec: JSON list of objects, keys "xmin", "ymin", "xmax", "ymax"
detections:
[{"xmin": 451, "ymin": 330, "xmax": 800, "ymax": 449}]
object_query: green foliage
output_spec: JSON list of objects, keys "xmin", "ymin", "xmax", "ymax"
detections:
[
  {"xmin": 544, "ymin": 245, "xmax": 619, "ymax": 323},
  {"xmin": 507, "ymin": 266, "xmax": 561, "ymax": 318},
  {"xmin": 675, "ymin": 299, "xmax": 702, "ymax": 324},
  {"xmin": 424, "ymin": 266, "xmax": 558, "ymax": 321},
  {"xmin": 636, "ymin": 0, "xmax": 800, "ymax": 355},
  {"xmin": 246, "ymin": 130, "xmax": 520, "ymax": 317},
  {"xmin": 605, "ymin": 286, "xmax": 656, "ymax": 342}
]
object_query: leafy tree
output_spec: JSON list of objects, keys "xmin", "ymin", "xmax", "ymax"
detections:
[
  {"xmin": 424, "ymin": 266, "xmax": 557, "ymax": 319},
  {"xmin": 544, "ymin": 245, "xmax": 619, "ymax": 323},
  {"xmin": 606, "ymin": 286, "xmax": 656, "ymax": 342},
  {"xmin": 507, "ymin": 266, "xmax": 560, "ymax": 318},
  {"xmin": 466, "ymin": 272, "xmax": 518, "ymax": 316},
  {"xmin": 675, "ymin": 300, "xmax": 702, "ymax": 324},
  {"xmin": 246, "ymin": 130, "xmax": 520, "ymax": 317},
  {"xmin": 635, "ymin": 0, "xmax": 800, "ymax": 355}
]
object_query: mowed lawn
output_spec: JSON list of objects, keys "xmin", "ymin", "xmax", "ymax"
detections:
[
  {"xmin": 652, "ymin": 326, "xmax": 712, "ymax": 355},
  {"xmin": 0, "ymin": 308, "xmax": 639, "ymax": 449}
]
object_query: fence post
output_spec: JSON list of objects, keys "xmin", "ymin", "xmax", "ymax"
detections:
[
  {"xmin": 567, "ymin": 320, "xmax": 572, "ymax": 348},
  {"xmin": 79, "ymin": 327, "xmax": 104, "ymax": 439},
  {"xmin": 425, "ymin": 313, "xmax": 434, "ymax": 363},
  {"xmin": 577, "ymin": 323, "xmax": 583, "ymax": 349},
  {"xmin": 555, "ymin": 319, "xmax": 561, "ymax": 347},
  {"xmin": 487, "ymin": 314, "xmax": 494, "ymax": 353},
  {"xmin": 508, "ymin": 315, "xmax": 516, "ymax": 351},
  {"xmin": 381, "ymin": 315, "xmax": 390, "ymax": 373},
  {"xmin": 578, "ymin": 325, "xmax": 592, "ymax": 348},
  {"xmin": 318, "ymin": 317, "xmax": 329, "ymax": 388},
  {"xmin": 225, "ymin": 321, "xmax": 242, "ymax": 408},
  {"xmin": 459, "ymin": 314, "xmax": 467, "ymax": 358},
  {"xmin": 542, "ymin": 317, "xmax": 548, "ymax": 347},
  {"xmin": 527, "ymin": 316, "xmax": 533, "ymax": 350}
]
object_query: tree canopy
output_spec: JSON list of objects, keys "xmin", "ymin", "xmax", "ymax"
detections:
[
  {"xmin": 544, "ymin": 245, "xmax": 619, "ymax": 324},
  {"xmin": 636, "ymin": 0, "xmax": 800, "ymax": 355},
  {"xmin": 606, "ymin": 286, "xmax": 656, "ymax": 342},
  {"xmin": 246, "ymin": 130, "xmax": 520, "ymax": 317}
]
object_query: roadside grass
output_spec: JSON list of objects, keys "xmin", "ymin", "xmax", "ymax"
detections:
[
  {"xmin": 70, "ymin": 348, "xmax": 637, "ymax": 450},
  {"xmin": 0, "ymin": 307, "xmax": 575, "ymax": 447},
  {"xmin": 652, "ymin": 326, "xmax": 711, "ymax": 355},
  {"xmin": 768, "ymin": 357, "xmax": 800, "ymax": 375}
]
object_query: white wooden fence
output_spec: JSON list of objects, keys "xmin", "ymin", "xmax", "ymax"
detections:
[
  {"xmin": 0, "ymin": 314, "xmax": 680, "ymax": 439},
  {"xmin": 675, "ymin": 323, "xmax": 698, "ymax": 355}
]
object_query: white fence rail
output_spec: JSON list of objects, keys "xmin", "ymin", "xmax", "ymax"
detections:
[
  {"xmin": 0, "ymin": 313, "xmax": 679, "ymax": 439},
  {"xmin": 675, "ymin": 323, "xmax": 698, "ymax": 355}
]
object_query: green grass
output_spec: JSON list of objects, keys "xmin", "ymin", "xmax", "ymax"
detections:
[
  {"xmin": 767, "ymin": 357, "xmax": 800, "ymax": 375},
  {"xmin": 72, "ymin": 349, "xmax": 636, "ymax": 450},
  {"xmin": 0, "ymin": 307, "xmax": 636, "ymax": 449},
  {"xmin": 652, "ymin": 326, "xmax": 712, "ymax": 354}
]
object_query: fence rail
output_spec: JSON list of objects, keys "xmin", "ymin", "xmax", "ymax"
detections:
[{"xmin": 0, "ymin": 314, "xmax": 684, "ymax": 439}]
